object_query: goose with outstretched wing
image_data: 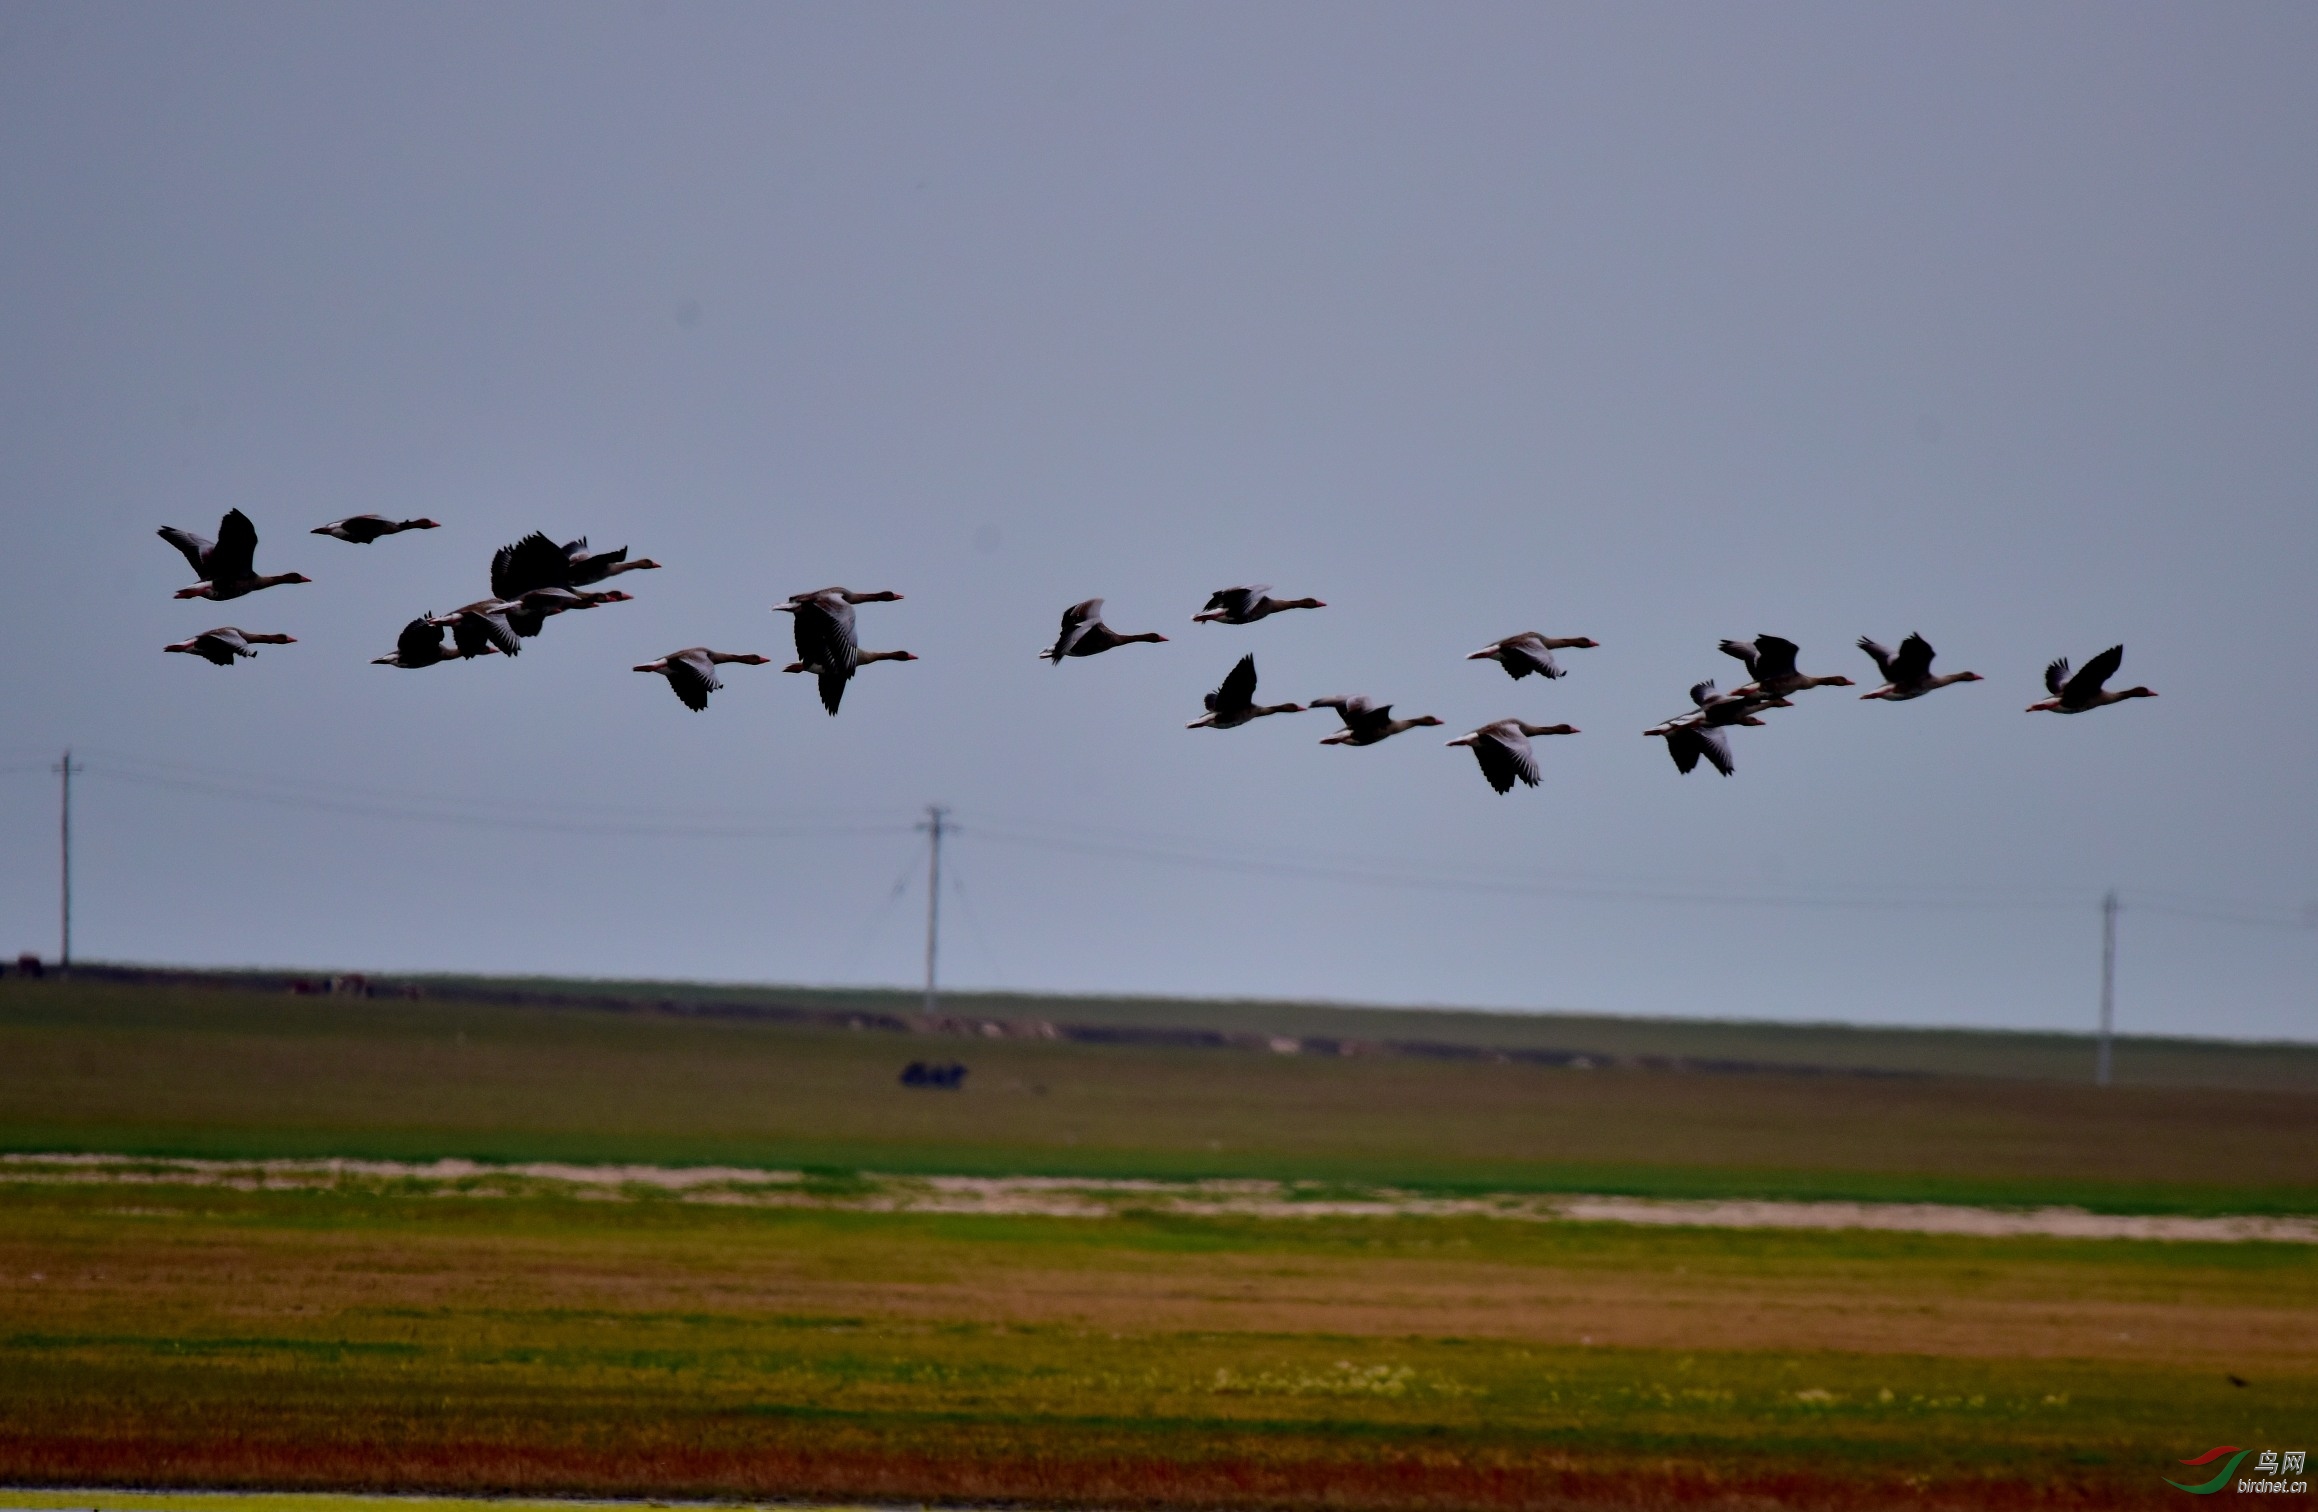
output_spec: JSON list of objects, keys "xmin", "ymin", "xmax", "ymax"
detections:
[
  {"xmin": 1448, "ymin": 719, "xmax": 1579, "ymax": 793},
  {"xmin": 2028, "ymin": 644, "xmax": 2155, "ymax": 713},
  {"xmin": 1189, "ymin": 655, "xmax": 1302, "ymax": 729}
]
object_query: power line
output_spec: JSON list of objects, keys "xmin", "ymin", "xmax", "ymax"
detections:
[
  {"xmin": 835, "ymin": 841, "xmax": 928, "ymax": 977},
  {"xmin": 945, "ymin": 856, "xmax": 1008, "ymax": 988},
  {"xmin": 48, "ymin": 758, "xmax": 909, "ymax": 842},
  {"xmin": 57, "ymin": 746, "xmax": 907, "ymax": 828},
  {"xmin": 962, "ymin": 824, "xmax": 2091, "ymax": 914},
  {"xmin": 3, "ymin": 748, "xmax": 2312, "ymax": 930}
]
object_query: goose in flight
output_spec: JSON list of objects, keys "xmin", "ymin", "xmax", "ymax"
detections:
[
  {"xmin": 1647, "ymin": 719, "xmax": 1736, "ymax": 777},
  {"xmin": 1642, "ymin": 683, "xmax": 1772, "ymax": 773},
  {"xmin": 311, "ymin": 515, "xmax": 440, "ymax": 544},
  {"xmin": 775, "ymin": 587, "xmax": 904, "ymax": 714},
  {"xmin": 502, "ymin": 586, "xmax": 633, "ymax": 639},
  {"xmin": 159, "ymin": 509, "xmax": 312, "ymax": 600},
  {"xmin": 1188, "ymin": 655, "xmax": 1304, "ymax": 729},
  {"xmin": 164, "ymin": 627, "xmax": 295, "ymax": 665},
  {"xmin": 1719, "ymin": 635, "xmax": 1853, "ymax": 698},
  {"xmin": 372, "ymin": 617, "xmax": 462, "ymax": 669},
  {"xmin": 1647, "ymin": 681, "xmax": 1787, "ymax": 735},
  {"xmin": 634, "ymin": 648, "xmax": 773, "ymax": 711},
  {"xmin": 1041, "ymin": 598, "xmax": 1168, "ymax": 663},
  {"xmin": 563, "ymin": 537, "xmax": 661, "ymax": 586},
  {"xmin": 2027, "ymin": 645, "xmax": 2156, "ymax": 713},
  {"xmin": 1859, "ymin": 634, "xmax": 1982, "ymax": 700},
  {"xmin": 490, "ymin": 532, "xmax": 663, "ymax": 601},
  {"xmin": 1193, "ymin": 585, "xmax": 1326, "ymax": 625},
  {"xmin": 1468, "ymin": 632, "xmax": 1599, "ymax": 680},
  {"xmin": 783, "ymin": 648, "xmax": 918, "ymax": 675},
  {"xmin": 428, "ymin": 600, "xmax": 523, "ymax": 659},
  {"xmin": 1312, "ymin": 695, "xmax": 1444, "ymax": 746},
  {"xmin": 1448, "ymin": 719, "xmax": 1579, "ymax": 793}
]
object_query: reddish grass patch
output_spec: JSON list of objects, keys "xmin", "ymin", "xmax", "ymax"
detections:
[{"xmin": 0, "ymin": 1429, "xmax": 2163, "ymax": 1511}]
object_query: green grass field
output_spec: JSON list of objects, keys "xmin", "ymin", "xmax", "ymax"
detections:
[{"xmin": 2, "ymin": 974, "xmax": 2313, "ymax": 1508}]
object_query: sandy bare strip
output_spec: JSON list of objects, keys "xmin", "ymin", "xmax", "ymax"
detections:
[{"xmin": 3, "ymin": 1153, "xmax": 2311, "ymax": 1242}]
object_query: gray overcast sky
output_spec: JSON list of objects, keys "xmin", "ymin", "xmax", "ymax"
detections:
[{"xmin": 2, "ymin": 3, "xmax": 2313, "ymax": 1041}]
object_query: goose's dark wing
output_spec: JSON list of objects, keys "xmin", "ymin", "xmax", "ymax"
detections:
[
  {"xmin": 1892, "ymin": 634, "xmax": 1936, "ymax": 684},
  {"xmin": 451, "ymin": 609, "xmax": 519, "ymax": 658},
  {"xmin": 1050, "ymin": 598, "xmax": 1102, "ymax": 660},
  {"xmin": 474, "ymin": 609, "xmax": 520, "ymax": 657},
  {"xmin": 491, "ymin": 532, "xmax": 572, "ymax": 600},
  {"xmin": 2062, "ymin": 645, "xmax": 2125, "ymax": 702},
  {"xmin": 396, "ymin": 617, "xmax": 445, "ymax": 663},
  {"xmin": 1213, "ymin": 654, "xmax": 1259, "ymax": 713},
  {"xmin": 2044, "ymin": 657, "xmax": 2069, "ymax": 698},
  {"xmin": 1689, "ymin": 680, "xmax": 1720, "ymax": 709},
  {"xmin": 1751, "ymin": 635, "xmax": 1801, "ymax": 682},
  {"xmin": 792, "ymin": 595, "xmax": 858, "ymax": 679},
  {"xmin": 210, "ymin": 510, "xmax": 259, "ymax": 582},
  {"xmin": 1693, "ymin": 725, "xmax": 1734, "ymax": 776},
  {"xmin": 192, "ymin": 629, "xmax": 249, "ymax": 665},
  {"xmin": 1472, "ymin": 728, "xmax": 1539, "ymax": 794},
  {"xmin": 790, "ymin": 595, "xmax": 857, "ymax": 714},
  {"xmin": 158, "ymin": 526, "xmax": 214, "ymax": 577},
  {"xmin": 1502, "ymin": 636, "xmax": 1562, "ymax": 679},
  {"xmin": 664, "ymin": 651, "xmax": 718, "ymax": 711},
  {"xmin": 1665, "ymin": 724, "xmax": 1733, "ymax": 776},
  {"xmin": 1204, "ymin": 585, "xmax": 1264, "ymax": 616}
]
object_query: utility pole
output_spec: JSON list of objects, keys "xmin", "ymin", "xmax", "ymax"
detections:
[
  {"xmin": 2095, "ymin": 889, "xmax": 2119, "ymax": 1087},
  {"xmin": 919, "ymin": 804, "xmax": 949, "ymax": 1017},
  {"xmin": 54, "ymin": 748, "xmax": 81, "ymax": 975}
]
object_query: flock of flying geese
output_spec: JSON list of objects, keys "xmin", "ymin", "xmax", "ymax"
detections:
[{"xmin": 157, "ymin": 508, "xmax": 2159, "ymax": 794}]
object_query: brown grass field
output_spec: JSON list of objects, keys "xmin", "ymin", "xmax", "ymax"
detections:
[{"xmin": 1, "ymin": 975, "xmax": 2313, "ymax": 1508}]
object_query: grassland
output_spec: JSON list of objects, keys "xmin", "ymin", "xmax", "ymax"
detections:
[
  {"xmin": 4, "ymin": 977, "xmax": 2315, "ymax": 1212},
  {"xmin": 1, "ymin": 975, "xmax": 2313, "ymax": 1508},
  {"xmin": 3, "ymin": 1178, "xmax": 2313, "ymax": 1507}
]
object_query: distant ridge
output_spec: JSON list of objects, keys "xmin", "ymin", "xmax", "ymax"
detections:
[{"xmin": 47, "ymin": 961, "xmax": 2318, "ymax": 1093}]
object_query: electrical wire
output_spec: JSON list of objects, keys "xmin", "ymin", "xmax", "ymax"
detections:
[
  {"xmin": 836, "ymin": 842, "xmax": 931, "ymax": 976},
  {"xmin": 2, "ymin": 750, "xmax": 2310, "ymax": 929},
  {"xmin": 12, "ymin": 748, "xmax": 912, "ymax": 841},
  {"xmin": 73, "ymin": 744, "xmax": 907, "ymax": 825},
  {"xmin": 961, "ymin": 825, "xmax": 2099, "ymax": 915},
  {"xmin": 944, "ymin": 857, "xmax": 1008, "ymax": 987}
]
